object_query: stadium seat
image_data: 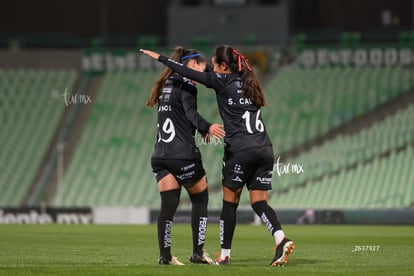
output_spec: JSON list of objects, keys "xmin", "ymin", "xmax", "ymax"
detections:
[{"xmin": 0, "ymin": 69, "xmax": 78, "ymax": 206}]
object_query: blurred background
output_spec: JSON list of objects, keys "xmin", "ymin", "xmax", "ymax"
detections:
[{"xmin": 0, "ymin": 0, "xmax": 413, "ymax": 224}]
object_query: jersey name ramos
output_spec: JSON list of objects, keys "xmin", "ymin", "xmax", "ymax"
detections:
[{"xmin": 152, "ymin": 75, "xmax": 210, "ymax": 160}]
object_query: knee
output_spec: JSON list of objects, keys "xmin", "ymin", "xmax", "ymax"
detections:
[
  {"xmin": 160, "ymin": 189, "xmax": 181, "ymax": 210},
  {"xmin": 252, "ymin": 200, "xmax": 269, "ymax": 213},
  {"xmin": 189, "ymin": 188, "xmax": 209, "ymax": 205}
]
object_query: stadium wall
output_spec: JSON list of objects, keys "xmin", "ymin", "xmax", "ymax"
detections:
[
  {"xmin": 0, "ymin": 49, "xmax": 83, "ymax": 69},
  {"xmin": 167, "ymin": 3, "xmax": 289, "ymax": 45},
  {"xmin": 1, "ymin": 207, "xmax": 413, "ymax": 225}
]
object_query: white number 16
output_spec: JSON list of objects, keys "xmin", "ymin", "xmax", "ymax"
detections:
[{"xmin": 242, "ymin": 110, "xmax": 264, "ymax": 134}]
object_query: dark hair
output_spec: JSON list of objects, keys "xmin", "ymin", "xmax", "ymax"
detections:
[
  {"xmin": 213, "ymin": 45, "xmax": 266, "ymax": 107},
  {"xmin": 146, "ymin": 47, "xmax": 206, "ymax": 107}
]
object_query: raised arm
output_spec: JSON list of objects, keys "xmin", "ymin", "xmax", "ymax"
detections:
[{"xmin": 140, "ymin": 49, "xmax": 220, "ymax": 90}]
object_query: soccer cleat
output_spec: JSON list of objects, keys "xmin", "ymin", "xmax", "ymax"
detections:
[
  {"xmin": 214, "ymin": 256, "xmax": 231, "ymax": 265},
  {"xmin": 270, "ymin": 238, "xmax": 295, "ymax": 267},
  {"xmin": 158, "ymin": 256, "xmax": 185, "ymax": 266},
  {"xmin": 189, "ymin": 252, "xmax": 214, "ymax": 264}
]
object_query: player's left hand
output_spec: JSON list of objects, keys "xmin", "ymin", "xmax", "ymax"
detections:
[{"xmin": 209, "ymin": 124, "xmax": 225, "ymax": 140}]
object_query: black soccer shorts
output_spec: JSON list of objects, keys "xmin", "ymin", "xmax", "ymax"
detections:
[
  {"xmin": 222, "ymin": 146, "xmax": 274, "ymax": 190},
  {"xmin": 151, "ymin": 158, "xmax": 206, "ymax": 186}
]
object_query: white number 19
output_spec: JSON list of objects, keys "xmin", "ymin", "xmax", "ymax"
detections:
[{"xmin": 157, "ymin": 117, "xmax": 176, "ymax": 143}]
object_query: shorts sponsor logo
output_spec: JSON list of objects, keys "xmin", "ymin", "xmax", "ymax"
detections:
[
  {"xmin": 231, "ymin": 164, "xmax": 244, "ymax": 175},
  {"xmin": 176, "ymin": 171, "xmax": 195, "ymax": 180},
  {"xmin": 232, "ymin": 176, "xmax": 243, "ymax": 182},
  {"xmin": 181, "ymin": 163, "xmax": 195, "ymax": 171},
  {"xmin": 256, "ymin": 176, "xmax": 272, "ymax": 184}
]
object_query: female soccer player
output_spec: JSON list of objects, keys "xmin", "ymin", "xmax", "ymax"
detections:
[
  {"xmin": 141, "ymin": 45, "xmax": 294, "ymax": 267},
  {"xmin": 147, "ymin": 47, "xmax": 225, "ymax": 265}
]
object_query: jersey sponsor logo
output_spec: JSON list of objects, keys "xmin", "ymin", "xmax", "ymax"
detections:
[
  {"xmin": 235, "ymin": 80, "xmax": 243, "ymax": 88},
  {"xmin": 164, "ymin": 94, "xmax": 171, "ymax": 102},
  {"xmin": 167, "ymin": 58, "xmax": 184, "ymax": 67},
  {"xmin": 158, "ymin": 105, "xmax": 172, "ymax": 112},
  {"xmin": 162, "ymin": 87, "xmax": 172, "ymax": 94},
  {"xmin": 182, "ymin": 77, "xmax": 195, "ymax": 86}
]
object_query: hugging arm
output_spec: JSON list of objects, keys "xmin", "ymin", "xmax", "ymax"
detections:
[
  {"xmin": 181, "ymin": 90, "xmax": 211, "ymax": 136},
  {"xmin": 181, "ymin": 91, "xmax": 225, "ymax": 139}
]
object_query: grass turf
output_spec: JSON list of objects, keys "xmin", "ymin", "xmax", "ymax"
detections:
[{"xmin": 0, "ymin": 224, "xmax": 413, "ymax": 275}]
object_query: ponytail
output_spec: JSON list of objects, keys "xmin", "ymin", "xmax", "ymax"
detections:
[
  {"xmin": 146, "ymin": 47, "xmax": 206, "ymax": 107},
  {"xmin": 213, "ymin": 45, "xmax": 266, "ymax": 107}
]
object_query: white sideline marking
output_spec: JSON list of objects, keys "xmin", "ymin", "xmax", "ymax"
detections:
[{"xmin": 0, "ymin": 263, "xmax": 134, "ymax": 268}]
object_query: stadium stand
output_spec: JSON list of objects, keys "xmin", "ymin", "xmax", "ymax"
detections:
[
  {"xmin": 270, "ymin": 103, "xmax": 414, "ymax": 192},
  {"xmin": 0, "ymin": 69, "xmax": 78, "ymax": 206},
  {"xmin": 263, "ymin": 65, "xmax": 414, "ymax": 153},
  {"xmin": 3, "ymin": 50, "xmax": 412, "ymax": 211},
  {"xmin": 269, "ymin": 144, "xmax": 414, "ymax": 208},
  {"xmin": 272, "ymin": 104, "xmax": 414, "ymax": 208},
  {"xmin": 53, "ymin": 71, "xmax": 157, "ymax": 207}
]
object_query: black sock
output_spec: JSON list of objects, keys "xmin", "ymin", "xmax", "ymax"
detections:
[
  {"xmin": 158, "ymin": 189, "xmax": 181, "ymax": 259},
  {"xmin": 219, "ymin": 200, "xmax": 238, "ymax": 249},
  {"xmin": 252, "ymin": 200, "xmax": 282, "ymax": 235},
  {"xmin": 189, "ymin": 188, "xmax": 209, "ymax": 255}
]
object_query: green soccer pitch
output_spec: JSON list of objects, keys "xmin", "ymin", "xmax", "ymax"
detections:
[{"xmin": 0, "ymin": 224, "xmax": 413, "ymax": 275}]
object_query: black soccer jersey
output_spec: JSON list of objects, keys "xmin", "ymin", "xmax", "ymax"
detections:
[
  {"xmin": 158, "ymin": 55, "xmax": 272, "ymax": 153},
  {"xmin": 151, "ymin": 74, "xmax": 211, "ymax": 160}
]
